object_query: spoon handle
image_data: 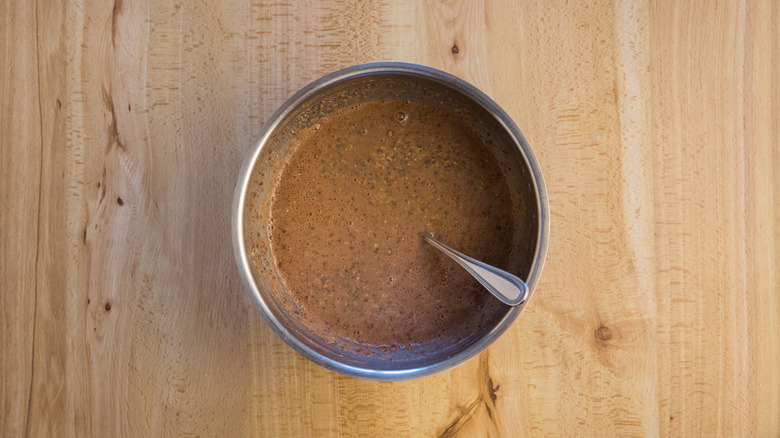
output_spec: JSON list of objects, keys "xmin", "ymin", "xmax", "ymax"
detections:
[{"xmin": 423, "ymin": 232, "xmax": 529, "ymax": 307}]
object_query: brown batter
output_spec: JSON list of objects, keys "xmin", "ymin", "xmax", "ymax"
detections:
[{"xmin": 268, "ymin": 98, "xmax": 514, "ymax": 347}]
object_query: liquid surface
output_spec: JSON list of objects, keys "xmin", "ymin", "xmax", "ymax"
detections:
[{"xmin": 269, "ymin": 99, "xmax": 514, "ymax": 347}]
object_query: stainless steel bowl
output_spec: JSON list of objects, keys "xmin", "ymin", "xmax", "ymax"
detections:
[{"xmin": 233, "ymin": 62, "xmax": 549, "ymax": 381}]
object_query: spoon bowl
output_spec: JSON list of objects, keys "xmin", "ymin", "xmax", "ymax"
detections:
[{"xmin": 422, "ymin": 232, "xmax": 529, "ymax": 306}]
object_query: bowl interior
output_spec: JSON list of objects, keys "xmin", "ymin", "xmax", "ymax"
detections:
[{"xmin": 241, "ymin": 72, "xmax": 539, "ymax": 372}]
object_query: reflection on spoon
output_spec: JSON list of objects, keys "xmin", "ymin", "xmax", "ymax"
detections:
[{"xmin": 422, "ymin": 232, "xmax": 529, "ymax": 307}]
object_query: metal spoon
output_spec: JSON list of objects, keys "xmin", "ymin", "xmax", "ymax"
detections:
[{"xmin": 422, "ymin": 232, "xmax": 529, "ymax": 307}]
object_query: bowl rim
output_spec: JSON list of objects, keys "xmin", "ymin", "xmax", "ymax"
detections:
[{"xmin": 232, "ymin": 61, "xmax": 549, "ymax": 381}]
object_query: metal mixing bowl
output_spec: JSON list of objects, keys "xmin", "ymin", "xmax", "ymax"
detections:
[{"xmin": 233, "ymin": 62, "xmax": 549, "ymax": 381}]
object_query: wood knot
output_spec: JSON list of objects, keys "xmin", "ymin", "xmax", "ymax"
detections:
[
  {"xmin": 105, "ymin": 303, "xmax": 112, "ymax": 311},
  {"xmin": 116, "ymin": 197, "xmax": 124, "ymax": 206},
  {"xmin": 487, "ymin": 377, "xmax": 499, "ymax": 402},
  {"xmin": 451, "ymin": 44, "xmax": 459, "ymax": 54},
  {"xmin": 595, "ymin": 326, "xmax": 612, "ymax": 341}
]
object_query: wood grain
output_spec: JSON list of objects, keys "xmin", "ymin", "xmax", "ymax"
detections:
[
  {"xmin": 2, "ymin": 0, "xmax": 778, "ymax": 436},
  {"xmin": 1, "ymin": 2, "xmax": 41, "ymax": 436}
]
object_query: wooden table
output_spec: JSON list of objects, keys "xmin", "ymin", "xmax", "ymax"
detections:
[{"xmin": 2, "ymin": 0, "xmax": 778, "ymax": 436}]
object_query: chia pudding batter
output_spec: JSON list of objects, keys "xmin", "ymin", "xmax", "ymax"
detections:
[{"xmin": 268, "ymin": 98, "xmax": 515, "ymax": 347}]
